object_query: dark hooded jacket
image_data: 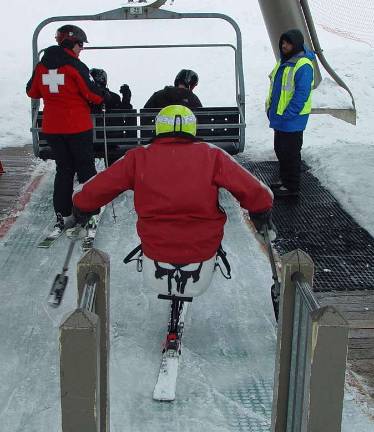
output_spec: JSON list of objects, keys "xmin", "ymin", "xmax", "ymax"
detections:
[
  {"xmin": 279, "ymin": 29, "xmax": 305, "ymax": 62},
  {"xmin": 144, "ymin": 86, "xmax": 202, "ymax": 109},
  {"xmin": 26, "ymin": 45, "xmax": 104, "ymax": 134},
  {"xmin": 267, "ymin": 29, "xmax": 315, "ymax": 132}
]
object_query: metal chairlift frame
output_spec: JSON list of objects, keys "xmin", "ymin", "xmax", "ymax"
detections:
[{"xmin": 30, "ymin": 3, "xmax": 246, "ymax": 158}]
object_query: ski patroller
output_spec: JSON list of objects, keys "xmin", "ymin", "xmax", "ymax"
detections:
[{"xmin": 153, "ymin": 294, "xmax": 193, "ymax": 401}]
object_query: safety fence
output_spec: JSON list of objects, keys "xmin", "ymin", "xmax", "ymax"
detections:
[
  {"xmin": 59, "ymin": 248, "xmax": 110, "ymax": 432},
  {"xmin": 272, "ymin": 249, "xmax": 349, "ymax": 432},
  {"xmin": 310, "ymin": 0, "xmax": 374, "ymax": 47}
]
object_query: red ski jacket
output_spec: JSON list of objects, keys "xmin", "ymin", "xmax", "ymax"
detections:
[
  {"xmin": 73, "ymin": 137, "xmax": 273, "ymax": 263},
  {"xmin": 26, "ymin": 46, "xmax": 104, "ymax": 134}
]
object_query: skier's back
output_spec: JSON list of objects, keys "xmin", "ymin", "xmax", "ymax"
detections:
[
  {"xmin": 73, "ymin": 105, "xmax": 274, "ymax": 296},
  {"xmin": 144, "ymin": 69, "xmax": 202, "ymax": 109}
]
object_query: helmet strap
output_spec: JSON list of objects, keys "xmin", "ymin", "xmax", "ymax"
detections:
[{"xmin": 174, "ymin": 114, "xmax": 182, "ymax": 133}]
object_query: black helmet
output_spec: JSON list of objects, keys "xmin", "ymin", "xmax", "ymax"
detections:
[
  {"xmin": 174, "ymin": 69, "xmax": 199, "ymax": 89},
  {"xmin": 90, "ymin": 68, "xmax": 107, "ymax": 88},
  {"xmin": 56, "ymin": 25, "xmax": 88, "ymax": 47}
]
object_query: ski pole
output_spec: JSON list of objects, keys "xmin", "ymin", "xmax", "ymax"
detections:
[
  {"xmin": 102, "ymin": 103, "xmax": 117, "ymax": 223},
  {"xmin": 263, "ymin": 224, "xmax": 281, "ymax": 321},
  {"xmin": 48, "ymin": 225, "xmax": 82, "ymax": 307}
]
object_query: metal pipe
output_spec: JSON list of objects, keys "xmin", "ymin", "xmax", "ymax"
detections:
[
  {"xmin": 79, "ymin": 272, "xmax": 99, "ymax": 312},
  {"xmin": 292, "ymin": 271, "xmax": 319, "ymax": 312},
  {"xmin": 287, "ymin": 289, "xmax": 301, "ymax": 431},
  {"xmin": 83, "ymin": 43, "xmax": 236, "ymax": 51}
]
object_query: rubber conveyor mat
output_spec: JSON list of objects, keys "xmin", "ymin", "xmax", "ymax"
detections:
[{"xmin": 237, "ymin": 157, "xmax": 374, "ymax": 292}]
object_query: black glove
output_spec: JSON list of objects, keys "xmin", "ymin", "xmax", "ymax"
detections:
[
  {"xmin": 119, "ymin": 84, "xmax": 132, "ymax": 103},
  {"xmin": 72, "ymin": 206, "xmax": 99, "ymax": 227},
  {"xmin": 249, "ymin": 210, "xmax": 277, "ymax": 243}
]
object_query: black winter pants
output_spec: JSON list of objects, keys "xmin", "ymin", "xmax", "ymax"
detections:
[
  {"xmin": 46, "ymin": 130, "xmax": 96, "ymax": 216},
  {"xmin": 274, "ymin": 130, "xmax": 303, "ymax": 192}
]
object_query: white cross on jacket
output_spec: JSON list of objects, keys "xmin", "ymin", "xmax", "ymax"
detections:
[{"xmin": 42, "ymin": 69, "xmax": 64, "ymax": 93}]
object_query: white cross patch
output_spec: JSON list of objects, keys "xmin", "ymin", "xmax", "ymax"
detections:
[{"xmin": 42, "ymin": 69, "xmax": 65, "ymax": 93}]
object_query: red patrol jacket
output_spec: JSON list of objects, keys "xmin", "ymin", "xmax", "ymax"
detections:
[
  {"xmin": 26, "ymin": 46, "xmax": 103, "ymax": 134},
  {"xmin": 73, "ymin": 137, "xmax": 274, "ymax": 263}
]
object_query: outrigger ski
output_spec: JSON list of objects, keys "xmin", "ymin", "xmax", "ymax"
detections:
[
  {"xmin": 48, "ymin": 225, "xmax": 82, "ymax": 307},
  {"xmin": 153, "ymin": 294, "xmax": 192, "ymax": 401}
]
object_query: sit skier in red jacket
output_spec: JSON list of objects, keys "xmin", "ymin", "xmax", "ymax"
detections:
[
  {"xmin": 26, "ymin": 25, "xmax": 107, "ymax": 231},
  {"xmin": 73, "ymin": 105, "xmax": 275, "ymax": 297}
]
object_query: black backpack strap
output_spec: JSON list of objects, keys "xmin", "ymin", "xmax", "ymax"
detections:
[
  {"xmin": 123, "ymin": 244, "xmax": 143, "ymax": 272},
  {"xmin": 215, "ymin": 245, "xmax": 231, "ymax": 279}
]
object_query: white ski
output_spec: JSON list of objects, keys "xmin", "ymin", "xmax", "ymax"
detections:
[
  {"xmin": 153, "ymin": 302, "xmax": 189, "ymax": 401},
  {"xmin": 153, "ymin": 352, "xmax": 180, "ymax": 401},
  {"xmin": 37, "ymin": 226, "xmax": 64, "ymax": 248}
]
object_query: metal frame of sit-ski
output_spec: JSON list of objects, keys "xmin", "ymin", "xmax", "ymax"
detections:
[{"xmin": 30, "ymin": 1, "xmax": 246, "ymax": 159}]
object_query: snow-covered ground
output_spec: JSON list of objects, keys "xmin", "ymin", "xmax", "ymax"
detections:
[{"xmin": 0, "ymin": 0, "xmax": 374, "ymax": 430}]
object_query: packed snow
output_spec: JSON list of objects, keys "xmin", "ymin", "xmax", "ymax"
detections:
[{"xmin": 0, "ymin": 0, "xmax": 373, "ymax": 431}]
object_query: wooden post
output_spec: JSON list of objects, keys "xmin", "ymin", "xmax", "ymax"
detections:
[
  {"xmin": 77, "ymin": 248, "xmax": 110, "ymax": 432},
  {"xmin": 271, "ymin": 249, "xmax": 314, "ymax": 432},
  {"xmin": 307, "ymin": 306, "xmax": 348, "ymax": 432},
  {"xmin": 60, "ymin": 310, "xmax": 101, "ymax": 432}
]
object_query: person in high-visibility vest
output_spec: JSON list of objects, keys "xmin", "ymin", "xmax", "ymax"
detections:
[{"xmin": 266, "ymin": 29, "xmax": 315, "ymax": 197}]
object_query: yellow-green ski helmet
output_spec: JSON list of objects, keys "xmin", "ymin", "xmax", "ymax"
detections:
[{"xmin": 155, "ymin": 105, "xmax": 197, "ymax": 137}]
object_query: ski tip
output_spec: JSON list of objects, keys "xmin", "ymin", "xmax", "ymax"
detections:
[
  {"xmin": 153, "ymin": 389, "xmax": 176, "ymax": 402},
  {"xmin": 153, "ymin": 355, "xmax": 179, "ymax": 401}
]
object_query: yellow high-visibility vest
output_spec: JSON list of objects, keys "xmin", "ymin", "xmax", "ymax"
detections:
[{"xmin": 266, "ymin": 57, "xmax": 314, "ymax": 115}]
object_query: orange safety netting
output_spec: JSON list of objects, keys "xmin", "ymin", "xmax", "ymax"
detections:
[{"xmin": 309, "ymin": 0, "xmax": 374, "ymax": 47}]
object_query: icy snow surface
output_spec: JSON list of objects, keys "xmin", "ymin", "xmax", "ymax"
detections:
[
  {"xmin": 0, "ymin": 0, "xmax": 374, "ymax": 430},
  {"xmin": 0, "ymin": 176, "xmax": 277, "ymax": 431}
]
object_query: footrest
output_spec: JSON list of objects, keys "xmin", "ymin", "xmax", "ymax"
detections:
[{"xmin": 157, "ymin": 294, "xmax": 193, "ymax": 302}]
